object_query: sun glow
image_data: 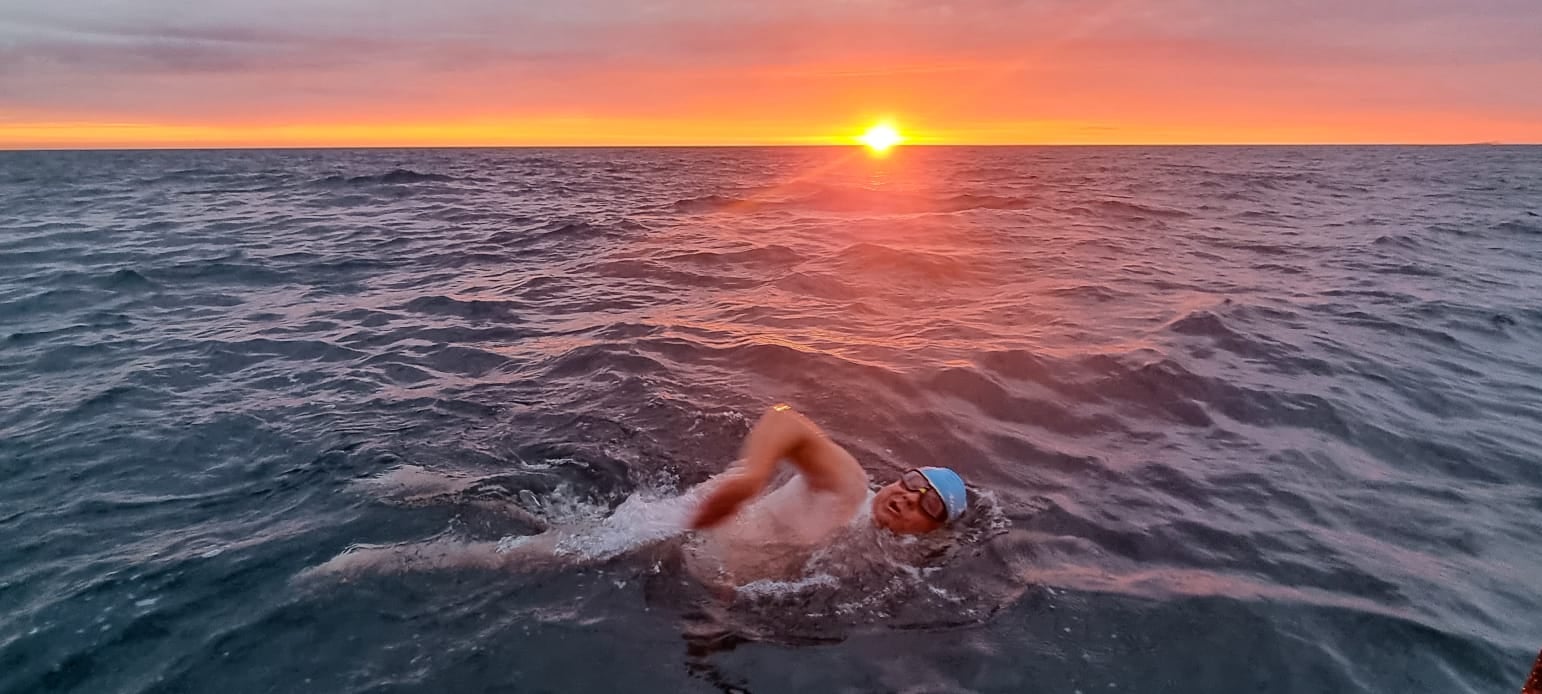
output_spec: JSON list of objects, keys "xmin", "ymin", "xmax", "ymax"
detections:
[{"xmin": 859, "ymin": 122, "xmax": 904, "ymax": 153}]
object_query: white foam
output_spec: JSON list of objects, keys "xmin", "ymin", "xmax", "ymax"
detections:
[
  {"xmin": 735, "ymin": 572, "xmax": 840, "ymax": 598},
  {"xmin": 549, "ymin": 487, "xmax": 700, "ymax": 561}
]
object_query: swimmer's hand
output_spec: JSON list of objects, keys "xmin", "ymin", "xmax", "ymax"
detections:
[{"xmin": 690, "ymin": 473, "xmax": 761, "ymax": 530}]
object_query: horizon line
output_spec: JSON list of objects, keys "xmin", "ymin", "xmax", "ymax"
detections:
[{"xmin": 0, "ymin": 142, "xmax": 1532, "ymax": 153}]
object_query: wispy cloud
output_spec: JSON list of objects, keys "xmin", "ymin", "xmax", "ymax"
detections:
[{"xmin": 1, "ymin": 0, "xmax": 1538, "ymax": 145}]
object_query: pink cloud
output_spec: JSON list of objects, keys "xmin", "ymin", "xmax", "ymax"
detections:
[{"xmin": 1, "ymin": 0, "xmax": 1538, "ymax": 143}]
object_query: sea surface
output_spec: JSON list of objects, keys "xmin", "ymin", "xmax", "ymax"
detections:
[{"xmin": 1, "ymin": 146, "xmax": 1539, "ymax": 693}]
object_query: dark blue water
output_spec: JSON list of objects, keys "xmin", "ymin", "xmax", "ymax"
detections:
[{"xmin": 2, "ymin": 146, "xmax": 1539, "ymax": 693}]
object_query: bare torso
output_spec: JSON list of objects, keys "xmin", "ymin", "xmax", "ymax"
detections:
[{"xmin": 683, "ymin": 473, "xmax": 870, "ymax": 586}]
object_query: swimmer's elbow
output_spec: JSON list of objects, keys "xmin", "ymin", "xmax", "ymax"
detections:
[
  {"xmin": 740, "ymin": 403, "xmax": 863, "ymax": 494},
  {"xmin": 765, "ymin": 403, "xmax": 821, "ymax": 443}
]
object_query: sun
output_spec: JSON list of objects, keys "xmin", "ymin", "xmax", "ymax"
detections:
[{"xmin": 859, "ymin": 122, "xmax": 903, "ymax": 154}]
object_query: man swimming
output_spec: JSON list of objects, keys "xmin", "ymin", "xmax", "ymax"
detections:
[
  {"xmin": 683, "ymin": 403, "xmax": 967, "ymax": 583},
  {"xmin": 309, "ymin": 403, "xmax": 968, "ymax": 587}
]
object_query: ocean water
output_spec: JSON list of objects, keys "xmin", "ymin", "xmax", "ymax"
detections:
[{"xmin": 1, "ymin": 145, "xmax": 1539, "ymax": 693}]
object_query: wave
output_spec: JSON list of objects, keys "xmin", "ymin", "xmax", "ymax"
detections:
[
  {"xmin": 1335, "ymin": 310, "xmax": 1461, "ymax": 346},
  {"xmin": 1047, "ymin": 284, "xmax": 1130, "ymax": 302},
  {"xmin": 482, "ymin": 220, "xmax": 646, "ymax": 248},
  {"xmin": 94, "ymin": 268, "xmax": 158, "ymax": 292},
  {"xmin": 653, "ymin": 245, "xmax": 807, "ymax": 269},
  {"xmin": 399, "ymin": 295, "xmax": 527, "ymax": 323},
  {"xmin": 772, "ymin": 270, "xmax": 864, "ymax": 300},
  {"xmin": 420, "ymin": 344, "xmax": 515, "ymax": 378},
  {"xmin": 588, "ymin": 259, "xmax": 763, "ymax": 289},
  {"xmin": 314, "ymin": 169, "xmax": 456, "ymax": 186},
  {"xmin": 538, "ymin": 342, "xmax": 671, "ymax": 381},
  {"xmin": 795, "ymin": 191, "xmax": 1032, "ymax": 214},
  {"xmin": 1090, "ymin": 199, "xmax": 1193, "ymax": 219},
  {"xmin": 828, "ymin": 242, "xmax": 972, "ymax": 280},
  {"xmin": 1371, "ymin": 233, "xmax": 1427, "ymax": 249},
  {"xmin": 145, "ymin": 260, "xmax": 291, "ymax": 286},
  {"xmin": 669, "ymin": 194, "xmax": 750, "ymax": 213},
  {"xmin": 924, "ymin": 365, "xmax": 1126, "ymax": 438},
  {"xmin": 0, "ymin": 287, "xmax": 108, "ymax": 320},
  {"xmin": 667, "ymin": 189, "xmax": 1035, "ymax": 215},
  {"xmin": 1250, "ymin": 262, "xmax": 1308, "ymax": 275},
  {"xmin": 145, "ymin": 167, "xmax": 228, "ymax": 184},
  {"xmin": 973, "ymin": 347, "xmax": 1357, "ymax": 435},
  {"xmin": 1494, "ymin": 219, "xmax": 1541, "ymax": 235},
  {"xmin": 1165, "ymin": 308, "xmax": 1331, "ymax": 373}
]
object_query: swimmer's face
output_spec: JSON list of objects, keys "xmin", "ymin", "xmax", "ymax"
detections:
[{"xmin": 872, "ymin": 478, "xmax": 946, "ymax": 535}]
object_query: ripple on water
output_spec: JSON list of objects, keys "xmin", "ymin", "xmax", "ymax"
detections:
[{"xmin": 0, "ymin": 146, "xmax": 1538, "ymax": 694}]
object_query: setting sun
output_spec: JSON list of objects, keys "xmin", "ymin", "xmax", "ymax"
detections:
[{"xmin": 859, "ymin": 122, "xmax": 904, "ymax": 153}]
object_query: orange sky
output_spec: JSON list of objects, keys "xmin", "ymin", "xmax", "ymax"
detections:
[{"xmin": 2, "ymin": 1, "xmax": 1539, "ymax": 148}]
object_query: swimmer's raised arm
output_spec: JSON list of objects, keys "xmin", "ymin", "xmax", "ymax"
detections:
[{"xmin": 690, "ymin": 403, "xmax": 867, "ymax": 529}]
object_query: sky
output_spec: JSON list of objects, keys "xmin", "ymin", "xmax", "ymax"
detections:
[{"xmin": 1, "ymin": 0, "xmax": 1539, "ymax": 148}]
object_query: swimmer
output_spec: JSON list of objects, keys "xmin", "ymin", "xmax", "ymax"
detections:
[
  {"xmin": 308, "ymin": 403, "xmax": 968, "ymax": 585},
  {"xmin": 684, "ymin": 403, "xmax": 968, "ymax": 581}
]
